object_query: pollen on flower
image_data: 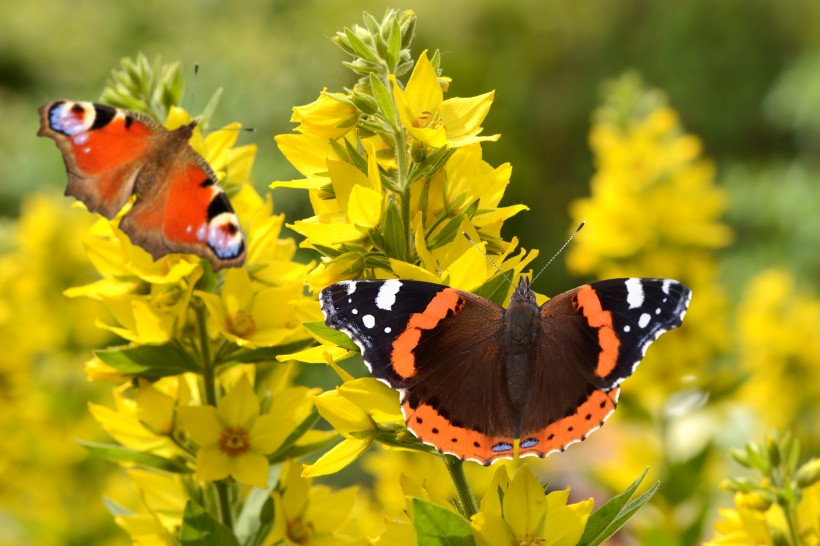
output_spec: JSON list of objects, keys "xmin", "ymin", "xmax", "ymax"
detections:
[
  {"xmin": 228, "ymin": 309, "xmax": 255, "ymax": 337},
  {"xmin": 219, "ymin": 426, "xmax": 251, "ymax": 457}
]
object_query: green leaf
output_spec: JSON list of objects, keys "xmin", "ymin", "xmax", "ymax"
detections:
[
  {"xmin": 386, "ymin": 18, "xmax": 402, "ymax": 72},
  {"xmin": 302, "ymin": 322, "xmax": 359, "ymax": 352},
  {"xmin": 78, "ymin": 440, "xmax": 189, "ymax": 473},
  {"xmin": 383, "ymin": 200, "xmax": 407, "ymax": 260},
  {"xmin": 471, "ymin": 270, "xmax": 515, "ymax": 306},
  {"xmin": 344, "ymin": 28, "xmax": 379, "ymax": 64},
  {"xmin": 412, "ymin": 498, "xmax": 476, "ymax": 546},
  {"xmin": 94, "ymin": 344, "xmax": 200, "ymax": 379},
  {"xmin": 180, "ymin": 499, "xmax": 239, "ymax": 546},
  {"xmin": 227, "ymin": 339, "xmax": 314, "ymax": 364},
  {"xmin": 578, "ymin": 469, "xmax": 658, "ymax": 546},
  {"xmin": 370, "ymin": 72, "xmax": 398, "ymax": 129},
  {"xmin": 427, "ymin": 214, "xmax": 465, "ymax": 250}
]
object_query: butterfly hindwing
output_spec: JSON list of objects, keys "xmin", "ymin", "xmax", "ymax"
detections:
[{"xmin": 38, "ymin": 100, "xmax": 245, "ymax": 270}]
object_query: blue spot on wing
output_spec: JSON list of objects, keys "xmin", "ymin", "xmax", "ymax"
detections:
[
  {"xmin": 521, "ymin": 438, "xmax": 539, "ymax": 448},
  {"xmin": 491, "ymin": 442, "xmax": 513, "ymax": 453}
]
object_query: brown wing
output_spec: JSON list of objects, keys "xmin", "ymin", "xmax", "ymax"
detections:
[{"xmin": 320, "ymin": 280, "xmax": 521, "ymax": 464}]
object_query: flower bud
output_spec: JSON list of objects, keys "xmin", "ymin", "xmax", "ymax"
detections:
[{"xmin": 796, "ymin": 458, "xmax": 820, "ymax": 488}]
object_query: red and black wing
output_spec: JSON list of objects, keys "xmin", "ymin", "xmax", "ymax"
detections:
[{"xmin": 517, "ymin": 278, "xmax": 691, "ymax": 458}]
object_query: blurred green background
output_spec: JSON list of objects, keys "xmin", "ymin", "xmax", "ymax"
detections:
[
  {"xmin": 6, "ymin": 0, "xmax": 820, "ymax": 288},
  {"xmin": 2, "ymin": 0, "xmax": 819, "ymax": 544}
]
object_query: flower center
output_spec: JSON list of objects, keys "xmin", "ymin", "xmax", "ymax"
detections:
[
  {"xmin": 228, "ymin": 310, "xmax": 255, "ymax": 337},
  {"xmin": 218, "ymin": 426, "xmax": 251, "ymax": 457},
  {"xmin": 286, "ymin": 517, "xmax": 314, "ymax": 545}
]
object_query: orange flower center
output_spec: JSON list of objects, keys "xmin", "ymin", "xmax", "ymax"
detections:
[
  {"xmin": 228, "ymin": 310, "xmax": 255, "ymax": 337},
  {"xmin": 286, "ymin": 517, "xmax": 314, "ymax": 545},
  {"xmin": 219, "ymin": 426, "xmax": 251, "ymax": 457}
]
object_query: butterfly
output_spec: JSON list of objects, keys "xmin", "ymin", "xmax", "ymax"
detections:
[
  {"xmin": 320, "ymin": 276, "xmax": 691, "ymax": 464},
  {"xmin": 37, "ymin": 100, "xmax": 245, "ymax": 271}
]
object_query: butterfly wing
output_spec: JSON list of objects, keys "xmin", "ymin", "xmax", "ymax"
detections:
[
  {"xmin": 39, "ymin": 100, "xmax": 245, "ymax": 270},
  {"xmin": 38, "ymin": 100, "xmax": 160, "ymax": 218},
  {"xmin": 320, "ymin": 279, "xmax": 522, "ymax": 464},
  {"xmin": 517, "ymin": 278, "xmax": 692, "ymax": 458},
  {"xmin": 119, "ymin": 149, "xmax": 245, "ymax": 270}
]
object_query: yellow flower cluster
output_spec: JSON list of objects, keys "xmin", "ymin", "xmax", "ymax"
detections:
[
  {"xmin": 273, "ymin": 50, "xmax": 533, "ymax": 297},
  {"xmin": 0, "ymin": 194, "xmax": 120, "ymax": 544},
  {"xmin": 736, "ymin": 269, "xmax": 820, "ymax": 434},
  {"xmin": 568, "ymin": 74, "xmax": 732, "ymax": 408}
]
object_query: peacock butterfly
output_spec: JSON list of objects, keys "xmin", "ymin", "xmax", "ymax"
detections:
[{"xmin": 37, "ymin": 100, "xmax": 245, "ymax": 271}]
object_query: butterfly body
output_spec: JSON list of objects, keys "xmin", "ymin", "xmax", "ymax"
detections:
[
  {"xmin": 320, "ymin": 276, "xmax": 691, "ymax": 465},
  {"xmin": 38, "ymin": 100, "xmax": 244, "ymax": 270}
]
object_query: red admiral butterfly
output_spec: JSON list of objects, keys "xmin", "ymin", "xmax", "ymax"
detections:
[{"xmin": 320, "ymin": 275, "xmax": 691, "ymax": 465}]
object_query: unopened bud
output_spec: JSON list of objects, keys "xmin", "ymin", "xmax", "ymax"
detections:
[{"xmin": 796, "ymin": 458, "xmax": 820, "ymax": 488}]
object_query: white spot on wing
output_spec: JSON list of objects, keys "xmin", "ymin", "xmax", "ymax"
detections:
[
  {"xmin": 638, "ymin": 313, "xmax": 651, "ymax": 328},
  {"xmin": 662, "ymin": 279, "xmax": 673, "ymax": 294},
  {"xmin": 362, "ymin": 314, "xmax": 375, "ymax": 329},
  {"xmin": 623, "ymin": 325, "xmax": 631, "ymax": 332},
  {"xmin": 346, "ymin": 282, "xmax": 357, "ymax": 295},
  {"xmin": 625, "ymin": 278, "xmax": 644, "ymax": 309},
  {"xmin": 351, "ymin": 309, "xmax": 358, "ymax": 315},
  {"xmin": 376, "ymin": 280, "xmax": 402, "ymax": 311},
  {"xmin": 384, "ymin": 327, "xmax": 391, "ymax": 333}
]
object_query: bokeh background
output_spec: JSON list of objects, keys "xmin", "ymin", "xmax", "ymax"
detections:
[{"xmin": 2, "ymin": 0, "xmax": 819, "ymax": 544}]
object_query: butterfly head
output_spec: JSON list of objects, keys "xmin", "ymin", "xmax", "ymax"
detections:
[{"xmin": 511, "ymin": 276, "xmax": 537, "ymax": 306}]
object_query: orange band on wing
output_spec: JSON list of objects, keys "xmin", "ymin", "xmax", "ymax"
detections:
[
  {"xmin": 574, "ymin": 285, "xmax": 620, "ymax": 377},
  {"xmin": 402, "ymin": 398, "xmax": 511, "ymax": 465},
  {"xmin": 391, "ymin": 289, "xmax": 463, "ymax": 380},
  {"xmin": 519, "ymin": 387, "xmax": 620, "ymax": 458}
]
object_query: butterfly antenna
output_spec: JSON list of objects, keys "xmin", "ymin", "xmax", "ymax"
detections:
[
  {"xmin": 462, "ymin": 232, "xmax": 515, "ymax": 288},
  {"xmin": 530, "ymin": 221, "xmax": 585, "ymax": 283},
  {"xmin": 188, "ymin": 63, "xmax": 200, "ymax": 117}
]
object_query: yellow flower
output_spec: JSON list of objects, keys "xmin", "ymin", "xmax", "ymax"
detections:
[
  {"xmin": 303, "ymin": 378, "xmax": 405, "ymax": 478},
  {"xmin": 471, "ymin": 465, "xmax": 594, "ymax": 546},
  {"xmin": 196, "ymin": 268, "xmax": 307, "ymax": 348},
  {"xmin": 177, "ymin": 376, "xmax": 290, "ymax": 488},
  {"xmin": 392, "ymin": 51, "xmax": 499, "ymax": 148},
  {"xmin": 115, "ymin": 467, "xmax": 188, "ymax": 542},
  {"xmin": 706, "ymin": 484, "xmax": 820, "ymax": 545},
  {"xmin": 291, "ymin": 90, "xmax": 358, "ymax": 138},
  {"xmin": 265, "ymin": 461, "xmax": 365, "ymax": 546},
  {"xmin": 736, "ymin": 269, "xmax": 820, "ymax": 430}
]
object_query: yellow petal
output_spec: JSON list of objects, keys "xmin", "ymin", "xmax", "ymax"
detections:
[
  {"xmin": 471, "ymin": 512, "xmax": 516, "ymax": 546},
  {"xmin": 195, "ymin": 444, "xmax": 230, "ymax": 483},
  {"xmin": 389, "ymin": 259, "xmax": 443, "ymax": 284},
  {"xmin": 440, "ymin": 91, "xmax": 496, "ymax": 140},
  {"xmin": 312, "ymin": 390, "xmax": 374, "ymax": 436},
  {"xmin": 338, "ymin": 378, "xmax": 403, "ymax": 426},
  {"xmin": 276, "ymin": 344, "xmax": 353, "ymax": 364},
  {"xmin": 274, "ymin": 133, "xmax": 340, "ymax": 177},
  {"xmin": 328, "ymin": 159, "xmax": 371, "ymax": 210},
  {"xmin": 301, "ymin": 437, "xmax": 373, "ymax": 478},
  {"xmin": 405, "ymin": 51, "xmax": 443, "ymax": 118},
  {"xmin": 217, "ymin": 376, "xmax": 259, "ymax": 430},
  {"xmin": 228, "ymin": 451, "xmax": 270, "ymax": 489},
  {"xmin": 503, "ymin": 465, "xmax": 547, "ymax": 538},
  {"xmin": 347, "ymin": 184, "xmax": 382, "ymax": 228},
  {"xmin": 177, "ymin": 405, "xmax": 222, "ymax": 446},
  {"xmin": 289, "ymin": 214, "xmax": 364, "ymax": 245},
  {"xmin": 136, "ymin": 380, "xmax": 176, "ymax": 434},
  {"xmin": 543, "ymin": 492, "xmax": 594, "ymax": 546},
  {"xmin": 251, "ymin": 413, "xmax": 292, "ymax": 455}
]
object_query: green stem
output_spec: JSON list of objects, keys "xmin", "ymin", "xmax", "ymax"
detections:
[
  {"xmin": 383, "ymin": 71, "xmax": 413, "ymax": 262},
  {"xmin": 443, "ymin": 455, "xmax": 478, "ymax": 519},
  {"xmin": 194, "ymin": 303, "xmax": 233, "ymax": 529}
]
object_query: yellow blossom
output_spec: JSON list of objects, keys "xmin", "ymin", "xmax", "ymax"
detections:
[
  {"xmin": 265, "ymin": 461, "xmax": 365, "ymax": 546},
  {"xmin": 291, "ymin": 90, "xmax": 359, "ymax": 138},
  {"xmin": 471, "ymin": 465, "xmax": 594, "ymax": 546},
  {"xmin": 392, "ymin": 51, "xmax": 499, "ymax": 148},
  {"xmin": 177, "ymin": 376, "xmax": 290, "ymax": 488},
  {"xmin": 196, "ymin": 267, "xmax": 307, "ymax": 348}
]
